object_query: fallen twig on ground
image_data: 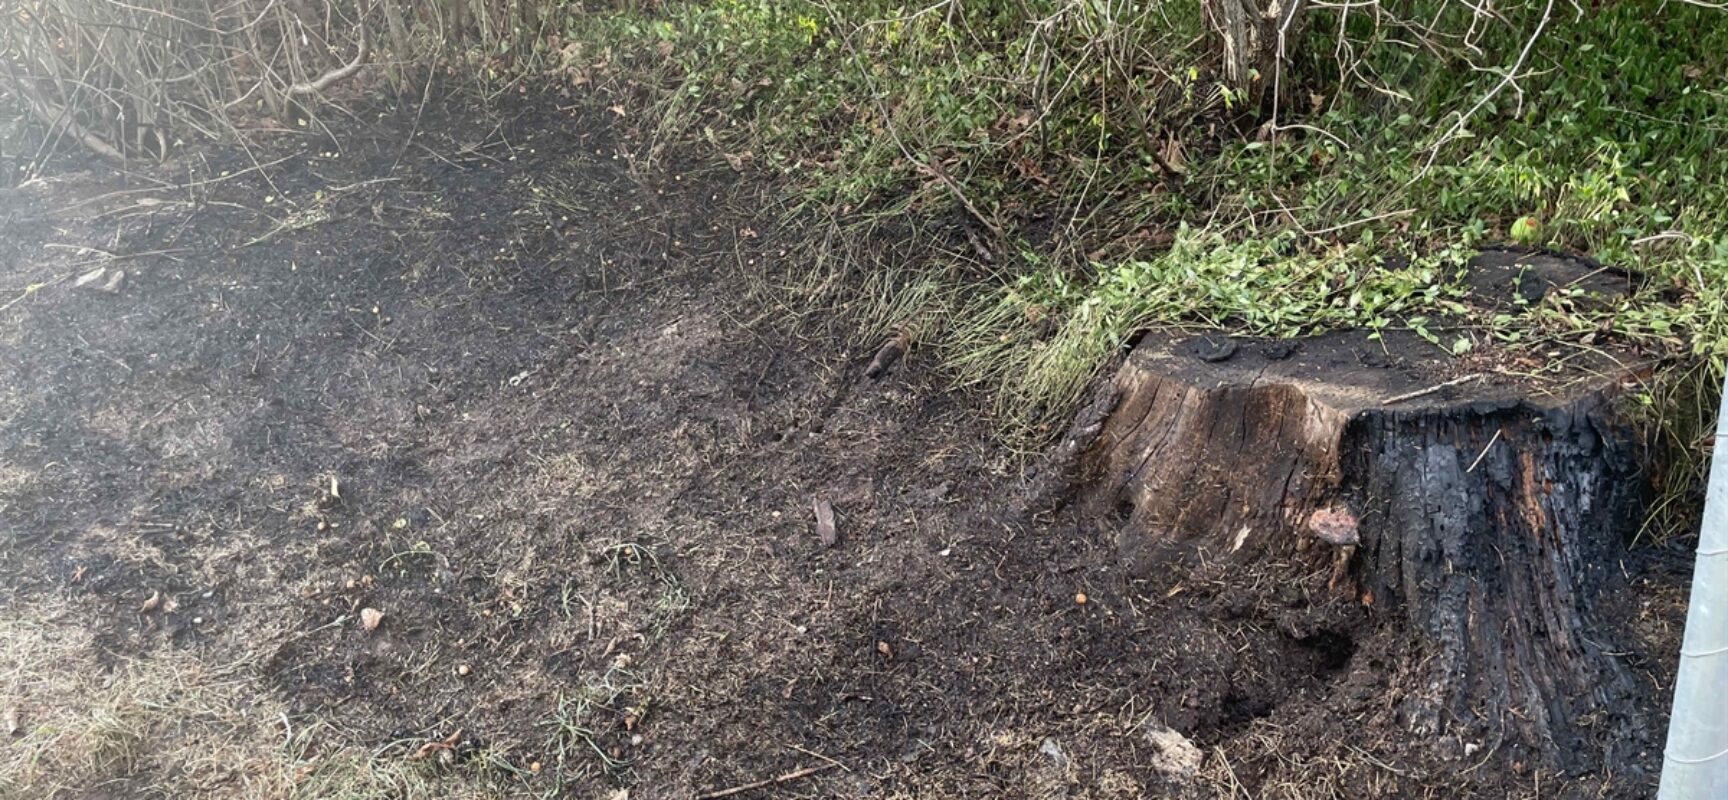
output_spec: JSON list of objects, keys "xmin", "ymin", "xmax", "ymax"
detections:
[{"xmin": 697, "ymin": 762, "xmax": 839, "ymax": 799}]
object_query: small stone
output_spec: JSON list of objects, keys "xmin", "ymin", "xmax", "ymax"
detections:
[
  {"xmin": 457, "ymin": 664, "xmax": 471, "ymax": 676},
  {"xmin": 360, "ymin": 607, "xmax": 384, "ymax": 632},
  {"xmin": 1142, "ymin": 719, "xmax": 1202, "ymax": 779}
]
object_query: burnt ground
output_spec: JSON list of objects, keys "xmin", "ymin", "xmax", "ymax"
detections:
[{"xmin": 0, "ymin": 100, "xmax": 1694, "ymax": 799}]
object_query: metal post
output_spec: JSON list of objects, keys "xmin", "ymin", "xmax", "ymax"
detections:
[{"xmin": 1660, "ymin": 376, "xmax": 1728, "ymax": 799}]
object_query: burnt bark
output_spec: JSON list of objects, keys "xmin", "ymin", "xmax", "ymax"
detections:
[
  {"xmin": 1344, "ymin": 397, "xmax": 1646, "ymax": 767},
  {"xmin": 1077, "ymin": 328, "xmax": 1651, "ymax": 771}
]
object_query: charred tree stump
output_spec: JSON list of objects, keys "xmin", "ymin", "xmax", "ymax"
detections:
[{"xmin": 1074, "ymin": 296, "xmax": 1652, "ymax": 770}]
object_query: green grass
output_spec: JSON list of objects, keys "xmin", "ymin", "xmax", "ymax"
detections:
[
  {"xmin": 551, "ymin": 0, "xmax": 1727, "ymax": 529},
  {"xmin": 539, "ymin": 660, "xmax": 644, "ymax": 783}
]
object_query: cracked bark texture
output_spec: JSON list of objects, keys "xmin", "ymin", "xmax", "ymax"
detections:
[
  {"xmin": 1203, "ymin": 0, "xmax": 1306, "ymax": 104},
  {"xmin": 1077, "ymin": 329, "xmax": 1652, "ymax": 772}
]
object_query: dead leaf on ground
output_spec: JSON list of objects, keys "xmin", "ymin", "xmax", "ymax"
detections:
[
  {"xmin": 3, "ymin": 706, "xmax": 18, "ymax": 737},
  {"xmin": 409, "ymin": 729, "xmax": 462, "ymax": 760},
  {"xmin": 360, "ymin": 607, "xmax": 385, "ymax": 632},
  {"xmin": 813, "ymin": 499, "xmax": 838, "ymax": 547},
  {"xmin": 72, "ymin": 266, "xmax": 107, "ymax": 289},
  {"xmin": 140, "ymin": 591, "xmax": 161, "ymax": 613},
  {"xmin": 722, "ymin": 150, "xmax": 754, "ymax": 172},
  {"xmin": 877, "ymin": 640, "xmax": 894, "ymax": 660},
  {"xmin": 1161, "ymin": 137, "xmax": 1187, "ymax": 175}
]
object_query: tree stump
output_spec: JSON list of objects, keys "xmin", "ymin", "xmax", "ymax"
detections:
[
  {"xmin": 1072, "ymin": 252, "xmax": 1652, "ymax": 771},
  {"xmin": 1203, "ymin": 0, "xmax": 1306, "ymax": 104}
]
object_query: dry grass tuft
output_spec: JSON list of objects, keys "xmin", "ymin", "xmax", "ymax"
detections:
[
  {"xmin": 0, "ymin": 0, "xmax": 562, "ymax": 175},
  {"xmin": 0, "ymin": 606, "xmax": 503, "ymax": 799},
  {"xmin": 1195, "ymin": 720, "xmax": 1414, "ymax": 800}
]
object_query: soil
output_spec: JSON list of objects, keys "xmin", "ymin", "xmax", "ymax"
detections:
[{"xmin": 0, "ymin": 99, "xmax": 1695, "ymax": 799}]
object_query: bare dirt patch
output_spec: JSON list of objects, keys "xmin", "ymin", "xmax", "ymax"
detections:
[{"xmin": 0, "ymin": 100, "xmax": 1690, "ymax": 799}]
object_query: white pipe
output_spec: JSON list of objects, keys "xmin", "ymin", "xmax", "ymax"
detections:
[{"xmin": 1660, "ymin": 376, "xmax": 1728, "ymax": 799}]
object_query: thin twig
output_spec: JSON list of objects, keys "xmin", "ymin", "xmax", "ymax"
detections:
[
  {"xmin": 786, "ymin": 744, "xmax": 850, "ymax": 771},
  {"xmin": 1631, "ymin": 231, "xmax": 1694, "ymax": 247},
  {"xmin": 1305, "ymin": 208, "xmax": 1414, "ymax": 236},
  {"xmin": 53, "ymin": 155, "xmax": 294, "ymax": 214},
  {"xmin": 697, "ymin": 763, "xmax": 838, "ymax": 800},
  {"xmin": 1384, "ymin": 373, "xmax": 1484, "ymax": 406},
  {"xmin": 1466, "ymin": 427, "xmax": 1504, "ymax": 473},
  {"xmin": 1419, "ymin": 0, "xmax": 1555, "ymax": 175},
  {"xmin": 0, "ymin": 285, "xmax": 47, "ymax": 314},
  {"xmin": 389, "ymin": 46, "xmax": 438, "ymax": 175}
]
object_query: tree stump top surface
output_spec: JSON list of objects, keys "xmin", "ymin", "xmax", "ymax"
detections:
[{"xmin": 1127, "ymin": 249, "xmax": 1645, "ymax": 414}]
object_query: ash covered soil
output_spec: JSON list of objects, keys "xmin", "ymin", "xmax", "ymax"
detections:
[{"xmin": 0, "ymin": 101, "xmax": 1691, "ymax": 798}]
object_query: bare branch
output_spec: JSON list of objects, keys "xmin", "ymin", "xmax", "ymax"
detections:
[
  {"xmin": 1419, "ymin": 0, "xmax": 1556, "ymax": 174},
  {"xmin": 287, "ymin": 27, "xmax": 368, "ymax": 98},
  {"xmin": 20, "ymin": 96, "xmax": 126, "ymax": 162}
]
